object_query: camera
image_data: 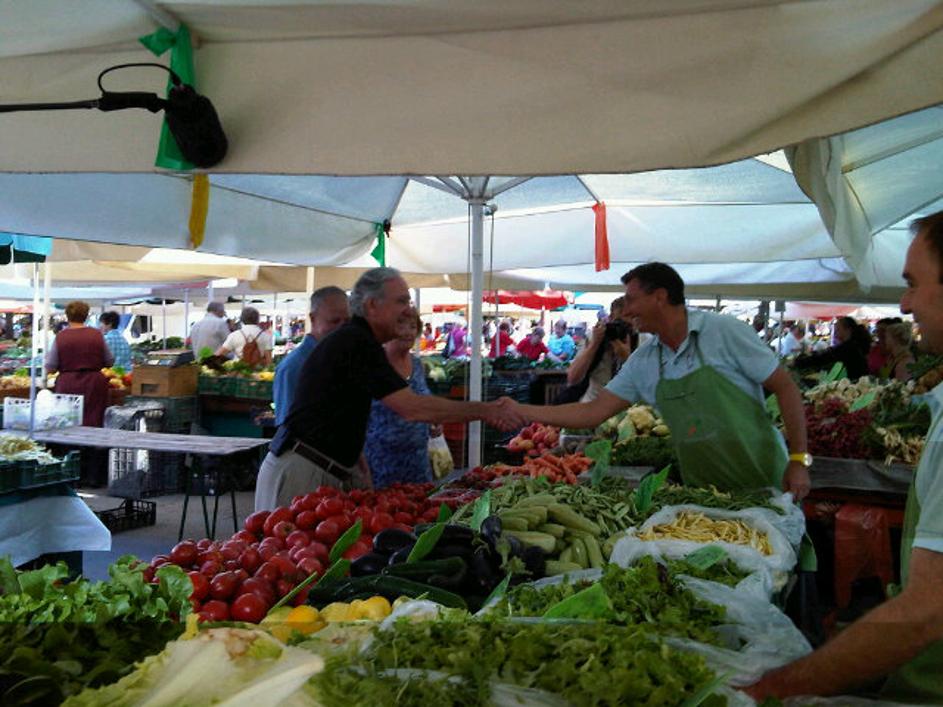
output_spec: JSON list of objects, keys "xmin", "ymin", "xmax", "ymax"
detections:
[{"xmin": 604, "ymin": 319, "xmax": 632, "ymax": 342}]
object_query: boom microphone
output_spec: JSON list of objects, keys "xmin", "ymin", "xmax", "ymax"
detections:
[{"xmin": 164, "ymin": 83, "xmax": 228, "ymax": 168}]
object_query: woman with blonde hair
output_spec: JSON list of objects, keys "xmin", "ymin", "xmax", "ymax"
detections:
[{"xmin": 882, "ymin": 322, "xmax": 915, "ymax": 382}]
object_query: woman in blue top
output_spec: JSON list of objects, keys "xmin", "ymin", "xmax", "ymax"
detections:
[{"xmin": 364, "ymin": 309, "xmax": 437, "ymax": 488}]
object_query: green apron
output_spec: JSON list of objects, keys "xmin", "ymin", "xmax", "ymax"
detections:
[
  {"xmin": 880, "ymin": 439, "xmax": 943, "ymax": 701},
  {"xmin": 654, "ymin": 333, "xmax": 786, "ymax": 491}
]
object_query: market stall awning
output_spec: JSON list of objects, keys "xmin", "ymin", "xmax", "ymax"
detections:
[{"xmin": 483, "ymin": 290, "xmax": 569, "ymax": 310}]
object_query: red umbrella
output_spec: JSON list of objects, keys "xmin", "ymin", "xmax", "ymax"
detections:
[{"xmin": 483, "ymin": 290, "xmax": 569, "ymax": 310}]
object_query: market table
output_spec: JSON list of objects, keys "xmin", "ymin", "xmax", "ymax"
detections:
[
  {"xmin": 0, "ymin": 484, "xmax": 110, "ymax": 567},
  {"xmin": 31, "ymin": 427, "xmax": 270, "ymax": 541}
]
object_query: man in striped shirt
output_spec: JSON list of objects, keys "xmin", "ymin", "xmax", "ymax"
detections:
[{"xmin": 99, "ymin": 311, "xmax": 132, "ymax": 370}]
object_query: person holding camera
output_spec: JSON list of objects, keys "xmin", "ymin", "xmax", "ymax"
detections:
[{"xmin": 564, "ymin": 297, "xmax": 635, "ymax": 402}]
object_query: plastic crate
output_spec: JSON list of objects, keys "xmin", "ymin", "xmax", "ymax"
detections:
[
  {"xmin": 105, "ymin": 403, "xmax": 174, "ymax": 498},
  {"xmin": 216, "ymin": 376, "xmax": 240, "ymax": 397},
  {"xmin": 94, "ymin": 499, "xmax": 156, "ymax": 533},
  {"xmin": 198, "ymin": 375, "xmax": 222, "ymax": 395},
  {"xmin": 0, "ymin": 451, "xmax": 82, "ymax": 494},
  {"xmin": 3, "ymin": 394, "xmax": 83, "ymax": 430},
  {"xmin": 234, "ymin": 377, "xmax": 273, "ymax": 400},
  {"xmin": 127, "ymin": 395, "xmax": 197, "ymax": 434}
]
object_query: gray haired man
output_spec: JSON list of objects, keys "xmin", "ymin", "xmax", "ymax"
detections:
[
  {"xmin": 255, "ymin": 267, "xmax": 525, "ymax": 511},
  {"xmin": 189, "ymin": 301, "xmax": 230, "ymax": 358}
]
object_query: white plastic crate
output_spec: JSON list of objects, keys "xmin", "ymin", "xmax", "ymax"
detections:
[{"xmin": 3, "ymin": 392, "xmax": 83, "ymax": 430}]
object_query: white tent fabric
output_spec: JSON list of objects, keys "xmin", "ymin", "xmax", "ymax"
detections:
[{"xmin": 2, "ymin": 1, "xmax": 943, "ymax": 175}]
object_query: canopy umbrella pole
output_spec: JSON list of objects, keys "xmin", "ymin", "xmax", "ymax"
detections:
[
  {"xmin": 183, "ymin": 289, "xmax": 190, "ymax": 341},
  {"xmin": 28, "ymin": 263, "xmax": 40, "ymax": 436},
  {"xmin": 305, "ymin": 267, "xmax": 315, "ymax": 335},
  {"xmin": 413, "ymin": 288, "xmax": 421, "ymax": 353},
  {"xmin": 161, "ymin": 299, "xmax": 167, "ymax": 349},
  {"xmin": 42, "ymin": 262, "xmax": 51, "ymax": 388},
  {"xmin": 468, "ymin": 200, "xmax": 485, "ymax": 469}
]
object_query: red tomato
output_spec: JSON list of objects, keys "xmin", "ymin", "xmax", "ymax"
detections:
[
  {"xmin": 316, "ymin": 497, "xmax": 344, "ymax": 520},
  {"xmin": 272, "ymin": 520, "xmax": 297, "ymax": 540},
  {"xmin": 297, "ymin": 556, "xmax": 324, "ymax": 579},
  {"xmin": 326, "ymin": 513, "xmax": 352, "ymax": 532},
  {"xmin": 295, "ymin": 510, "xmax": 318, "ymax": 530},
  {"xmin": 239, "ymin": 547, "xmax": 262, "ymax": 574},
  {"xmin": 189, "ymin": 597, "xmax": 202, "ymax": 612},
  {"xmin": 289, "ymin": 497, "xmax": 306, "ymax": 516},
  {"xmin": 258, "ymin": 544, "xmax": 279, "ymax": 562},
  {"xmin": 220, "ymin": 542, "xmax": 243, "ymax": 561},
  {"xmin": 370, "ymin": 512, "xmax": 395, "ymax": 535},
  {"xmin": 348, "ymin": 489, "xmax": 365, "ymax": 503},
  {"xmin": 169, "ymin": 541, "xmax": 198, "ymax": 567},
  {"xmin": 276, "ymin": 578, "xmax": 295, "ymax": 598},
  {"xmin": 199, "ymin": 600, "xmax": 230, "ymax": 622},
  {"xmin": 237, "ymin": 577, "xmax": 276, "ymax": 605},
  {"xmin": 209, "ymin": 571, "xmax": 239, "ymax": 600},
  {"xmin": 299, "ymin": 492, "xmax": 320, "ymax": 511},
  {"xmin": 142, "ymin": 567, "xmax": 155, "ymax": 583},
  {"xmin": 271, "ymin": 555, "xmax": 299, "ymax": 583},
  {"xmin": 255, "ymin": 561, "xmax": 280, "ymax": 583},
  {"xmin": 187, "ymin": 570, "xmax": 210, "ymax": 601},
  {"xmin": 244, "ymin": 510, "xmax": 270, "ymax": 535},
  {"xmin": 342, "ymin": 540, "xmax": 371, "ymax": 561},
  {"xmin": 292, "ymin": 586, "xmax": 311, "ymax": 607},
  {"xmin": 231, "ymin": 529, "xmax": 258, "ymax": 545},
  {"xmin": 285, "ymin": 529, "xmax": 309, "ymax": 548},
  {"xmin": 200, "ymin": 559, "xmax": 222, "ymax": 577},
  {"xmin": 223, "ymin": 559, "xmax": 240, "ymax": 572},
  {"xmin": 263, "ymin": 507, "xmax": 294, "ymax": 537},
  {"xmin": 198, "ymin": 549, "xmax": 224, "ymax": 566},
  {"xmin": 390, "ymin": 522, "xmax": 413, "ymax": 533},
  {"xmin": 233, "ymin": 568, "xmax": 249, "ymax": 584},
  {"xmin": 259, "ymin": 536, "xmax": 285, "ymax": 551},
  {"xmin": 196, "ymin": 538, "xmax": 214, "ymax": 551},
  {"xmin": 231, "ymin": 593, "xmax": 268, "ymax": 623},
  {"xmin": 313, "ymin": 520, "xmax": 340, "ymax": 546}
]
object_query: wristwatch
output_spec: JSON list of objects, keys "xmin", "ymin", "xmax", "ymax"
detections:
[{"xmin": 788, "ymin": 452, "xmax": 813, "ymax": 467}]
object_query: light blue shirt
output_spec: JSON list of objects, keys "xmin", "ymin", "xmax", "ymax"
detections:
[
  {"xmin": 103, "ymin": 329, "xmax": 132, "ymax": 371},
  {"xmin": 548, "ymin": 333, "xmax": 576, "ymax": 361},
  {"xmin": 273, "ymin": 335, "xmax": 317, "ymax": 425},
  {"xmin": 606, "ymin": 308, "xmax": 779, "ymax": 408},
  {"xmin": 913, "ymin": 382, "xmax": 943, "ymax": 556}
]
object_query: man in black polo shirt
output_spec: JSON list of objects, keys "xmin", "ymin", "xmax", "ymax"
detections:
[{"xmin": 256, "ymin": 267, "xmax": 524, "ymax": 510}]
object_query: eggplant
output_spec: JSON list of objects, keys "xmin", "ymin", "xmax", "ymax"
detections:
[
  {"xmin": 470, "ymin": 546, "xmax": 501, "ymax": 589},
  {"xmin": 522, "ymin": 545, "xmax": 547, "ymax": 578},
  {"xmin": 387, "ymin": 544, "xmax": 415, "ymax": 565},
  {"xmin": 414, "ymin": 523, "xmax": 476, "ymax": 544},
  {"xmin": 373, "ymin": 528, "xmax": 417, "ymax": 555},
  {"xmin": 480, "ymin": 516, "xmax": 503, "ymax": 543},
  {"xmin": 350, "ymin": 552, "xmax": 392, "ymax": 577},
  {"xmin": 427, "ymin": 542, "xmax": 475, "ymax": 562}
]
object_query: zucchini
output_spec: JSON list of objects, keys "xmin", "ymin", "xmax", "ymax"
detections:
[
  {"xmin": 545, "ymin": 560, "xmax": 583, "ymax": 576},
  {"xmin": 502, "ymin": 530, "xmax": 557, "ymax": 554},
  {"xmin": 538, "ymin": 523, "xmax": 566, "ymax": 538},
  {"xmin": 547, "ymin": 504, "xmax": 601, "ymax": 536},
  {"xmin": 515, "ymin": 494, "xmax": 557, "ymax": 507},
  {"xmin": 365, "ymin": 575, "xmax": 467, "ymax": 609},
  {"xmin": 569, "ymin": 538, "xmax": 589, "ymax": 569},
  {"xmin": 497, "ymin": 515, "xmax": 530, "ymax": 532}
]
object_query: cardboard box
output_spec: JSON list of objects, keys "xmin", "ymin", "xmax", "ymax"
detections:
[{"xmin": 131, "ymin": 364, "xmax": 199, "ymax": 397}]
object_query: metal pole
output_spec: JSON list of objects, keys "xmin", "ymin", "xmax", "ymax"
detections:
[
  {"xmin": 28, "ymin": 263, "xmax": 39, "ymax": 436},
  {"xmin": 183, "ymin": 289, "xmax": 190, "ymax": 340},
  {"xmin": 413, "ymin": 288, "xmax": 421, "ymax": 353},
  {"xmin": 304, "ymin": 267, "xmax": 315, "ymax": 335},
  {"xmin": 42, "ymin": 263, "xmax": 51, "ymax": 388},
  {"xmin": 162, "ymin": 299, "xmax": 167, "ymax": 349},
  {"xmin": 468, "ymin": 200, "xmax": 485, "ymax": 468}
]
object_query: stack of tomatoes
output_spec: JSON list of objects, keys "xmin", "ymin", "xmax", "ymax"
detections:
[{"xmin": 145, "ymin": 482, "xmax": 448, "ymax": 624}]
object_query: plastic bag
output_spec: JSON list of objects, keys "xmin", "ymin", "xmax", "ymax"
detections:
[
  {"xmin": 668, "ymin": 577, "xmax": 811, "ymax": 686},
  {"xmin": 611, "ymin": 503, "xmax": 800, "ymax": 577},
  {"xmin": 609, "ymin": 539, "xmax": 776, "ymax": 601},
  {"xmin": 428, "ymin": 434, "xmax": 453, "ymax": 479}
]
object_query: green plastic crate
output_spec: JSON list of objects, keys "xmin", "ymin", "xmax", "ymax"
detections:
[
  {"xmin": 234, "ymin": 377, "xmax": 273, "ymax": 400},
  {"xmin": 198, "ymin": 375, "xmax": 222, "ymax": 394},
  {"xmin": 0, "ymin": 451, "xmax": 81, "ymax": 494}
]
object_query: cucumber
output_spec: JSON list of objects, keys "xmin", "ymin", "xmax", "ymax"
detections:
[
  {"xmin": 515, "ymin": 494, "xmax": 557, "ymax": 507},
  {"xmin": 547, "ymin": 504, "xmax": 601, "ymax": 536},
  {"xmin": 568, "ymin": 530, "xmax": 605, "ymax": 569},
  {"xmin": 569, "ymin": 538, "xmax": 589, "ymax": 569},
  {"xmin": 365, "ymin": 575, "xmax": 467, "ymax": 609},
  {"xmin": 502, "ymin": 530, "xmax": 557, "ymax": 554},
  {"xmin": 497, "ymin": 515, "xmax": 530, "ymax": 532},
  {"xmin": 537, "ymin": 523, "xmax": 566, "ymax": 539},
  {"xmin": 559, "ymin": 546, "xmax": 574, "ymax": 564},
  {"xmin": 545, "ymin": 560, "xmax": 583, "ymax": 576}
]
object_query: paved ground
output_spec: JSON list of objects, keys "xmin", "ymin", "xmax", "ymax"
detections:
[{"xmin": 79, "ymin": 487, "xmax": 256, "ymax": 581}]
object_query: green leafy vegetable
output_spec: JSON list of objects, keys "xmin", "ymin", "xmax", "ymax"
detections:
[
  {"xmin": 328, "ymin": 519, "xmax": 362, "ymax": 564},
  {"xmin": 407, "ymin": 522, "xmax": 445, "ymax": 563}
]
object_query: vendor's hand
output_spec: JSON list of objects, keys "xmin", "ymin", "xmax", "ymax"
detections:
[
  {"xmin": 485, "ymin": 397, "xmax": 528, "ymax": 431},
  {"xmin": 782, "ymin": 461, "xmax": 811, "ymax": 501}
]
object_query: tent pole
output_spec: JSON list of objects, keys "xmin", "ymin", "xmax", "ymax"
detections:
[
  {"xmin": 184, "ymin": 289, "xmax": 190, "ymax": 340},
  {"xmin": 162, "ymin": 299, "xmax": 167, "ymax": 349},
  {"xmin": 413, "ymin": 288, "xmax": 421, "ymax": 353},
  {"xmin": 28, "ymin": 263, "xmax": 40, "ymax": 436},
  {"xmin": 304, "ymin": 267, "xmax": 316, "ymax": 335},
  {"xmin": 468, "ymin": 200, "xmax": 485, "ymax": 469},
  {"xmin": 42, "ymin": 262, "xmax": 51, "ymax": 388}
]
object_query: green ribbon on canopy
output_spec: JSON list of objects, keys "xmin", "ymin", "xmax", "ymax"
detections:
[
  {"xmin": 139, "ymin": 24, "xmax": 196, "ymax": 171},
  {"xmin": 370, "ymin": 222, "xmax": 386, "ymax": 266}
]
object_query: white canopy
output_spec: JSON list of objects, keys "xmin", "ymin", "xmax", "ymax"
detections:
[{"xmin": 2, "ymin": 1, "xmax": 942, "ymax": 175}]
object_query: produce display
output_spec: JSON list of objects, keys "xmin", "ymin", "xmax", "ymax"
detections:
[
  {"xmin": 0, "ymin": 556, "xmax": 191, "ymax": 705},
  {"xmin": 910, "ymin": 354, "xmax": 943, "ymax": 394},
  {"xmin": 492, "ymin": 558, "xmax": 726, "ymax": 645},
  {"xmin": 101, "ymin": 366, "xmax": 132, "ymax": 390},
  {"xmin": 638, "ymin": 511, "xmax": 773, "ymax": 555},
  {"xmin": 0, "ymin": 370, "xmax": 30, "ymax": 391},
  {"xmin": 313, "ymin": 619, "xmax": 719, "ymax": 707},
  {"xmin": 0, "ymin": 434, "xmax": 59, "ymax": 464},
  {"xmin": 491, "ymin": 353, "xmax": 568, "ymax": 371},
  {"xmin": 200, "ymin": 360, "xmax": 276, "ymax": 381},
  {"xmin": 420, "ymin": 355, "xmax": 493, "ymax": 384},
  {"xmin": 802, "ymin": 377, "xmax": 930, "ymax": 463},
  {"xmin": 506, "ymin": 421, "xmax": 560, "ymax": 456}
]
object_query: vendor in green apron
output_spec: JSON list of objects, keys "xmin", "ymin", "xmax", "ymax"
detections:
[
  {"xmin": 746, "ymin": 211, "xmax": 943, "ymax": 703},
  {"xmin": 512, "ymin": 262, "xmax": 812, "ymax": 499}
]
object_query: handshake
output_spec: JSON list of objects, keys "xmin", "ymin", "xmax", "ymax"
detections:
[{"xmin": 481, "ymin": 397, "xmax": 529, "ymax": 432}]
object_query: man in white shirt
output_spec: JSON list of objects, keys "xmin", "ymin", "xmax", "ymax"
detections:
[
  {"xmin": 189, "ymin": 301, "xmax": 230, "ymax": 358},
  {"xmin": 217, "ymin": 306, "xmax": 273, "ymax": 365},
  {"xmin": 778, "ymin": 323, "xmax": 807, "ymax": 357}
]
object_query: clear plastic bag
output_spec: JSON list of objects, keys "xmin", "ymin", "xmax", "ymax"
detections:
[
  {"xmin": 611, "ymin": 503, "xmax": 800, "ymax": 578},
  {"xmin": 428, "ymin": 434, "xmax": 453, "ymax": 479},
  {"xmin": 669, "ymin": 577, "xmax": 812, "ymax": 686}
]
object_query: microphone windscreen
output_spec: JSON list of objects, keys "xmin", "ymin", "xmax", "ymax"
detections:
[{"xmin": 165, "ymin": 84, "xmax": 228, "ymax": 168}]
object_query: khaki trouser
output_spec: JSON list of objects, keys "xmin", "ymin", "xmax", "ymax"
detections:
[{"xmin": 254, "ymin": 449, "xmax": 347, "ymax": 512}]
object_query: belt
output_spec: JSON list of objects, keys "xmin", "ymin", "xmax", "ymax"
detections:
[{"xmin": 289, "ymin": 439, "xmax": 353, "ymax": 481}]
